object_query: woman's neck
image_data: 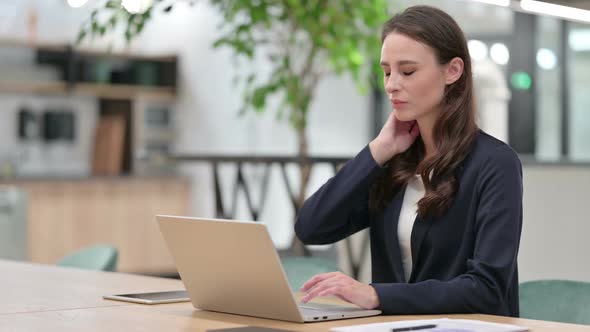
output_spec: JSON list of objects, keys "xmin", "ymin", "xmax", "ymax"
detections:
[{"xmin": 417, "ymin": 113, "xmax": 438, "ymax": 159}]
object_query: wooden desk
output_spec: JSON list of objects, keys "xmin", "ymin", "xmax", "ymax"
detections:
[
  {"xmin": 1, "ymin": 260, "xmax": 588, "ymax": 331},
  {"xmin": 0, "ymin": 260, "xmax": 183, "ymax": 314}
]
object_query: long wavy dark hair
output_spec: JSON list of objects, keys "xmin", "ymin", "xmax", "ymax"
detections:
[{"xmin": 369, "ymin": 6, "xmax": 478, "ymax": 218}]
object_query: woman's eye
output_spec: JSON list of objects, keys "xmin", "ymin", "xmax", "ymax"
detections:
[
  {"xmin": 402, "ymin": 71, "xmax": 415, "ymax": 76},
  {"xmin": 384, "ymin": 72, "xmax": 391, "ymax": 77}
]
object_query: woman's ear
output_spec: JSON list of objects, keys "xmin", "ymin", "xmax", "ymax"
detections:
[{"xmin": 445, "ymin": 57, "xmax": 464, "ymax": 85}]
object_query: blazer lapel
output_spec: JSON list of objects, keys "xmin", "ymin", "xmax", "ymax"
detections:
[
  {"xmin": 383, "ymin": 187, "xmax": 406, "ymax": 283},
  {"xmin": 409, "ymin": 215, "xmax": 434, "ymax": 282}
]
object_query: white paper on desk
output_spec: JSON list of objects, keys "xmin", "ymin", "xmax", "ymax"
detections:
[{"xmin": 330, "ymin": 318, "xmax": 529, "ymax": 332}]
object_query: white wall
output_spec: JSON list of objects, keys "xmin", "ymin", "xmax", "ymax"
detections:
[{"xmin": 519, "ymin": 166, "xmax": 590, "ymax": 282}]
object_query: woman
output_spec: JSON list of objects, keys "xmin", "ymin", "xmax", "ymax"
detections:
[{"xmin": 295, "ymin": 5, "xmax": 522, "ymax": 317}]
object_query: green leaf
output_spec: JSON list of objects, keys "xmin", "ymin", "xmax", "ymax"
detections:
[
  {"xmin": 348, "ymin": 50, "xmax": 364, "ymax": 66},
  {"xmin": 251, "ymin": 87, "xmax": 268, "ymax": 111},
  {"xmin": 105, "ymin": 0, "xmax": 119, "ymax": 9},
  {"xmin": 212, "ymin": 38, "xmax": 226, "ymax": 48},
  {"xmin": 76, "ymin": 30, "xmax": 86, "ymax": 44},
  {"xmin": 136, "ymin": 21, "xmax": 145, "ymax": 34},
  {"xmin": 91, "ymin": 20, "xmax": 99, "ymax": 33},
  {"xmin": 128, "ymin": 13, "xmax": 138, "ymax": 24},
  {"xmin": 79, "ymin": 0, "xmax": 394, "ymax": 133},
  {"xmin": 125, "ymin": 28, "xmax": 132, "ymax": 42},
  {"xmin": 235, "ymin": 24, "xmax": 250, "ymax": 35},
  {"xmin": 108, "ymin": 15, "xmax": 118, "ymax": 28},
  {"xmin": 246, "ymin": 74, "xmax": 255, "ymax": 84}
]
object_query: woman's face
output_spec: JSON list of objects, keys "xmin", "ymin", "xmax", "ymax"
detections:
[{"xmin": 380, "ymin": 32, "xmax": 455, "ymax": 123}]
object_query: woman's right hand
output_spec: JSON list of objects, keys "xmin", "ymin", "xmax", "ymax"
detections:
[{"xmin": 369, "ymin": 111, "xmax": 420, "ymax": 166}]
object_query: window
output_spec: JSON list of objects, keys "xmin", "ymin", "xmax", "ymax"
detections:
[
  {"xmin": 372, "ymin": 2, "xmax": 590, "ymax": 164},
  {"xmin": 568, "ymin": 23, "xmax": 590, "ymax": 161}
]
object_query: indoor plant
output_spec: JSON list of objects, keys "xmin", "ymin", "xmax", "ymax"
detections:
[{"xmin": 79, "ymin": 0, "xmax": 392, "ymax": 254}]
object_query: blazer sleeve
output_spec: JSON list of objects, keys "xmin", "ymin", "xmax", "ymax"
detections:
[
  {"xmin": 295, "ymin": 145, "xmax": 385, "ymax": 245},
  {"xmin": 371, "ymin": 145, "xmax": 523, "ymax": 315}
]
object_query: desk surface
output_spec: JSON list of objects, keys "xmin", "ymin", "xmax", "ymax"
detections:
[
  {"xmin": 1, "ymin": 260, "xmax": 588, "ymax": 332},
  {"xmin": 0, "ymin": 259, "xmax": 183, "ymax": 315}
]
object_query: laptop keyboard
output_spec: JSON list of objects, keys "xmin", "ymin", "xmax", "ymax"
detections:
[{"xmin": 299, "ymin": 303, "xmax": 352, "ymax": 312}]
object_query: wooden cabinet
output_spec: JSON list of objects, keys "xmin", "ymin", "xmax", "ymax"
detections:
[{"xmin": 3, "ymin": 177, "xmax": 190, "ymax": 275}]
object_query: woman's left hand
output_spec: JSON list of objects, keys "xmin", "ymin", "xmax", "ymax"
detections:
[{"xmin": 299, "ymin": 272, "xmax": 380, "ymax": 309}]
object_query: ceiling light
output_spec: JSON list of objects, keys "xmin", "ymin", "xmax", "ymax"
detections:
[
  {"xmin": 490, "ymin": 43, "xmax": 510, "ymax": 65},
  {"xmin": 468, "ymin": 40, "xmax": 488, "ymax": 62},
  {"xmin": 470, "ymin": 0, "xmax": 510, "ymax": 7},
  {"xmin": 67, "ymin": 0, "xmax": 88, "ymax": 8},
  {"xmin": 536, "ymin": 48, "xmax": 557, "ymax": 70},
  {"xmin": 121, "ymin": 0, "xmax": 154, "ymax": 14},
  {"xmin": 521, "ymin": 0, "xmax": 590, "ymax": 23},
  {"xmin": 569, "ymin": 29, "xmax": 590, "ymax": 52}
]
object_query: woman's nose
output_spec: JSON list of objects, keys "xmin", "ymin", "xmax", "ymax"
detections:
[{"xmin": 385, "ymin": 74, "xmax": 400, "ymax": 94}]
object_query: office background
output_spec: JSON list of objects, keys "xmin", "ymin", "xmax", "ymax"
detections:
[{"xmin": 0, "ymin": 0, "xmax": 589, "ymax": 285}]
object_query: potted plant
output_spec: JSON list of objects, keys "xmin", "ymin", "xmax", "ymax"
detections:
[{"xmin": 79, "ymin": 0, "xmax": 392, "ymax": 255}]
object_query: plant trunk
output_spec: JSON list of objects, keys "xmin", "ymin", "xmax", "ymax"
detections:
[{"xmin": 291, "ymin": 124, "xmax": 312, "ymax": 257}]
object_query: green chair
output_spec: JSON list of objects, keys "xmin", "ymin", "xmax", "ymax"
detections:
[
  {"xmin": 280, "ymin": 256, "xmax": 339, "ymax": 291},
  {"xmin": 57, "ymin": 244, "xmax": 118, "ymax": 272},
  {"xmin": 519, "ymin": 279, "xmax": 590, "ymax": 325}
]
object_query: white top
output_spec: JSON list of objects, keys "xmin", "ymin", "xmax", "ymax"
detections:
[{"xmin": 397, "ymin": 175, "xmax": 426, "ymax": 282}]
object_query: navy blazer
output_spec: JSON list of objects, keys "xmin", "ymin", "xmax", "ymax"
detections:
[{"xmin": 295, "ymin": 131, "xmax": 522, "ymax": 316}]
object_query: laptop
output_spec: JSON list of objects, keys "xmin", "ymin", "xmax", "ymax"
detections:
[{"xmin": 156, "ymin": 215, "xmax": 382, "ymax": 323}]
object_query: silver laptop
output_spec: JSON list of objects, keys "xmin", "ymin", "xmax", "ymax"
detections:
[{"xmin": 156, "ymin": 215, "xmax": 382, "ymax": 323}]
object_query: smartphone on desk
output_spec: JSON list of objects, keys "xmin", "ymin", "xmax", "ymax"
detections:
[{"xmin": 103, "ymin": 290, "xmax": 191, "ymax": 304}]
